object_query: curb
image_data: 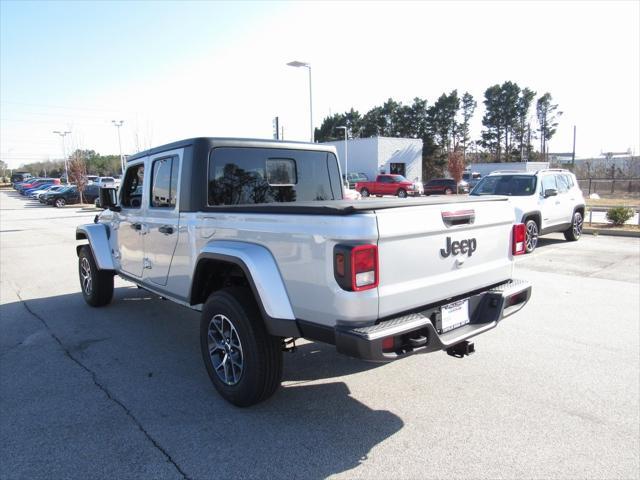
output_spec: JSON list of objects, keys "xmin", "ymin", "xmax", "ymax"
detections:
[{"xmin": 583, "ymin": 228, "xmax": 640, "ymax": 238}]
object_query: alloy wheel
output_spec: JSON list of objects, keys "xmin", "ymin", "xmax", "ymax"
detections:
[
  {"xmin": 573, "ymin": 212, "xmax": 583, "ymax": 238},
  {"xmin": 80, "ymin": 257, "xmax": 93, "ymax": 295},
  {"xmin": 207, "ymin": 314, "xmax": 244, "ymax": 386},
  {"xmin": 526, "ymin": 221, "xmax": 539, "ymax": 252}
]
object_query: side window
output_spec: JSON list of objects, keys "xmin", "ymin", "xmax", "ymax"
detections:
[
  {"xmin": 541, "ymin": 175, "xmax": 557, "ymax": 193},
  {"xmin": 563, "ymin": 174, "xmax": 574, "ymax": 189},
  {"xmin": 379, "ymin": 176, "xmax": 391, "ymax": 183},
  {"xmin": 150, "ymin": 156, "xmax": 179, "ymax": 208},
  {"xmin": 556, "ymin": 174, "xmax": 570, "ymax": 193},
  {"xmin": 121, "ymin": 164, "xmax": 145, "ymax": 209}
]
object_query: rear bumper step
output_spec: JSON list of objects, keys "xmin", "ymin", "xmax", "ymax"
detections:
[{"xmin": 334, "ymin": 279, "xmax": 531, "ymax": 362}]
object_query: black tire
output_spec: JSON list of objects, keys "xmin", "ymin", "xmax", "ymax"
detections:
[
  {"xmin": 55, "ymin": 198, "xmax": 66, "ymax": 208},
  {"xmin": 360, "ymin": 188, "xmax": 370, "ymax": 198},
  {"xmin": 200, "ymin": 287, "xmax": 283, "ymax": 407},
  {"xmin": 564, "ymin": 211, "xmax": 583, "ymax": 241},
  {"xmin": 525, "ymin": 219, "xmax": 539, "ymax": 253},
  {"xmin": 78, "ymin": 246, "xmax": 114, "ymax": 307},
  {"xmin": 397, "ymin": 189, "xmax": 407, "ymax": 198},
  {"xmin": 444, "ymin": 188, "xmax": 453, "ymax": 195}
]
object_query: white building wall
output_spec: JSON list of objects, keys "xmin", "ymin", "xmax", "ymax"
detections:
[
  {"xmin": 467, "ymin": 162, "xmax": 549, "ymax": 178},
  {"xmin": 377, "ymin": 137, "xmax": 423, "ymax": 182},
  {"xmin": 324, "ymin": 137, "xmax": 423, "ymax": 183}
]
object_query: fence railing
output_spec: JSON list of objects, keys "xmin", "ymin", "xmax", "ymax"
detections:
[{"xmin": 577, "ymin": 178, "xmax": 640, "ymax": 197}]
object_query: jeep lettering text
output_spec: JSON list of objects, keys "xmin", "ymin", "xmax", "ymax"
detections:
[{"xmin": 440, "ymin": 237, "xmax": 477, "ymax": 258}]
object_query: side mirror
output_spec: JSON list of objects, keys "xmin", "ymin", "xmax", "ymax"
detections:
[
  {"xmin": 544, "ymin": 188, "xmax": 558, "ymax": 198},
  {"xmin": 100, "ymin": 187, "xmax": 120, "ymax": 211}
]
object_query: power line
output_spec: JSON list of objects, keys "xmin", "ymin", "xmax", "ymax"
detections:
[{"xmin": 0, "ymin": 100, "xmax": 132, "ymax": 113}]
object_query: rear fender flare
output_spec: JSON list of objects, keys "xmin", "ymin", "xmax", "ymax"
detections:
[{"xmin": 193, "ymin": 241, "xmax": 297, "ymax": 336}]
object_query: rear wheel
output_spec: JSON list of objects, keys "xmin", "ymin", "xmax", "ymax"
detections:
[
  {"xmin": 360, "ymin": 188, "xmax": 370, "ymax": 198},
  {"xmin": 78, "ymin": 246, "xmax": 114, "ymax": 307},
  {"xmin": 200, "ymin": 288, "xmax": 283, "ymax": 407},
  {"xmin": 525, "ymin": 219, "xmax": 539, "ymax": 253},
  {"xmin": 444, "ymin": 188, "xmax": 453, "ymax": 195},
  {"xmin": 564, "ymin": 211, "xmax": 583, "ymax": 241},
  {"xmin": 397, "ymin": 189, "xmax": 407, "ymax": 198},
  {"xmin": 55, "ymin": 198, "xmax": 66, "ymax": 208}
]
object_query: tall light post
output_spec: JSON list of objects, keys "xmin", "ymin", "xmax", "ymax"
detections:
[
  {"xmin": 53, "ymin": 130, "xmax": 71, "ymax": 183},
  {"xmin": 111, "ymin": 120, "xmax": 125, "ymax": 175},
  {"xmin": 336, "ymin": 126, "xmax": 348, "ymax": 184},
  {"xmin": 286, "ymin": 60, "xmax": 313, "ymax": 142}
]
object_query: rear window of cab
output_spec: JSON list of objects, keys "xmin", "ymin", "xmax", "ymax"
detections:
[{"xmin": 207, "ymin": 147, "xmax": 343, "ymax": 206}]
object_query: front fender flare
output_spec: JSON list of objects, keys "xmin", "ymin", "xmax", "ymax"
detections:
[{"xmin": 76, "ymin": 224, "xmax": 115, "ymax": 271}]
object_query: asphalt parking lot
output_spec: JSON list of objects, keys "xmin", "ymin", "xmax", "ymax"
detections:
[{"xmin": 1, "ymin": 189, "xmax": 639, "ymax": 480}]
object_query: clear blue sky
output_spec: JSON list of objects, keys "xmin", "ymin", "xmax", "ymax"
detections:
[{"xmin": 1, "ymin": 1, "xmax": 639, "ymax": 168}]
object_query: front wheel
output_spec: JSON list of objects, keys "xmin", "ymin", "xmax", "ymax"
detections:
[
  {"xmin": 360, "ymin": 188, "xmax": 370, "ymax": 198},
  {"xmin": 55, "ymin": 198, "xmax": 66, "ymax": 208},
  {"xmin": 200, "ymin": 288, "xmax": 283, "ymax": 407},
  {"xmin": 444, "ymin": 188, "xmax": 453, "ymax": 195},
  {"xmin": 525, "ymin": 219, "xmax": 539, "ymax": 253},
  {"xmin": 564, "ymin": 211, "xmax": 583, "ymax": 241},
  {"xmin": 397, "ymin": 189, "xmax": 407, "ymax": 198},
  {"xmin": 78, "ymin": 246, "xmax": 114, "ymax": 307}
]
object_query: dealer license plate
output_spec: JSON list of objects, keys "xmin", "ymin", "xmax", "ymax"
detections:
[{"xmin": 441, "ymin": 299, "xmax": 470, "ymax": 333}]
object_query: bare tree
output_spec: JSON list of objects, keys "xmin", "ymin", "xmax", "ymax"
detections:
[{"xmin": 447, "ymin": 149, "xmax": 465, "ymax": 193}]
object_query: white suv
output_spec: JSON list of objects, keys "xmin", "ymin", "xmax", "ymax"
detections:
[{"xmin": 470, "ymin": 169, "xmax": 585, "ymax": 253}]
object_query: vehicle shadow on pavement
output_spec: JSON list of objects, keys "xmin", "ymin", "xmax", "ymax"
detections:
[
  {"xmin": 536, "ymin": 237, "xmax": 569, "ymax": 248},
  {"xmin": 2, "ymin": 287, "xmax": 404, "ymax": 479}
]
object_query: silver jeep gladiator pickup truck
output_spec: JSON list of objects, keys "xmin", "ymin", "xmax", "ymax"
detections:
[{"xmin": 76, "ymin": 137, "xmax": 531, "ymax": 406}]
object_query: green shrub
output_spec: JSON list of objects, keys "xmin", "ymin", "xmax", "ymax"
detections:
[{"xmin": 606, "ymin": 207, "xmax": 634, "ymax": 226}]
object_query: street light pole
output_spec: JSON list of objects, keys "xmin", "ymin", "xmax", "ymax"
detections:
[
  {"xmin": 112, "ymin": 120, "xmax": 125, "ymax": 175},
  {"xmin": 286, "ymin": 60, "xmax": 313, "ymax": 142},
  {"xmin": 336, "ymin": 126, "xmax": 348, "ymax": 183},
  {"xmin": 53, "ymin": 130, "xmax": 71, "ymax": 183}
]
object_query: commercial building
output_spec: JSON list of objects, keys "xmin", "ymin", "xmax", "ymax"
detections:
[{"xmin": 323, "ymin": 137, "xmax": 423, "ymax": 183}]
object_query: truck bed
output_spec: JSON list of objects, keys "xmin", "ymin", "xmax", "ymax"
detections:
[{"xmin": 202, "ymin": 195, "xmax": 508, "ymax": 215}]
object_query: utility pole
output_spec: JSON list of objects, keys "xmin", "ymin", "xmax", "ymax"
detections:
[
  {"xmin": 53, "ymin": 130, "xmax": 71, "ymax": 183},
  {"xmin": 112, "ymin": 120, "xmax": 125, "ymax": 175},
  {"xmin": 286, "ymin": 61, "xmax": 313, "ymax": 142},
  {"xmin": 526, "ymin": 123, "xmax": 531, "ymax": 163},
  {"xmin": 571, "ymin": 125, "xmax": 576, "ymax": 166},
  {"xmin": 336, "ymin": 126, "xmax": 348, "ymax": 183}
]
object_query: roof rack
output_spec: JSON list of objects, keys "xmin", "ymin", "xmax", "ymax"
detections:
[{"xmin": 534, "ymin": 168, "xmax": 570, "ymax": 174}]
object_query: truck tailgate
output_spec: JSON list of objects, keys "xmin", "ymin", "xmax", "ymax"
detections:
[{"xmin": 375, "ymin": 198, "xmax": 514, "ymax": 318}]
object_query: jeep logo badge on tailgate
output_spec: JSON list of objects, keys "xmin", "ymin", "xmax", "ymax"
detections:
[{"xmin": 440, "ymin": 237, "xmax": 477, "ymax": 258}]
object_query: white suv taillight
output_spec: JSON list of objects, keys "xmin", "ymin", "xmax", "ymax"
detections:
[
  {"xmin": 512, "ymin": 223, "xmax": 526, "ymax": 255},
  {"xmin": 334, "ymin": 244, "xmax": 379, "ymax": 291}
]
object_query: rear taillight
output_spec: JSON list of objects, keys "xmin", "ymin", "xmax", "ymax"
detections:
[
  {"xmin": 512, "ymin": 223, "xmax": 526, "ymax": 255},
  {"xmin": 334, "ymin": 244, "xmax": 379, "ymax": 291}
]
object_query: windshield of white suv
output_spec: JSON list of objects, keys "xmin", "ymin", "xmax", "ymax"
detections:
[{"xmin": 470, "ymin": 175, "xmax": 536, "ymax": 196}]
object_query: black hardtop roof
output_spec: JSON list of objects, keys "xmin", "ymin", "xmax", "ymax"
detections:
[{"xmin": 126, "ymin": 137, "xmax": 337, "ymax": 162}]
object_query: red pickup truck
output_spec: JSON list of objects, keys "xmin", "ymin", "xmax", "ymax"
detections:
[{"xmin": 355, "ymin": 174, "xmax": 420, "ymax": 198}]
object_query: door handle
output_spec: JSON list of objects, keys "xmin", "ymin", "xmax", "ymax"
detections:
[
  {"xmin": 131, "ymin": 223, "xmax": 142, "ymax": 230},
  {"xmin": 158, "ymin": 225, "xmax": 174, "ymax": 235}
]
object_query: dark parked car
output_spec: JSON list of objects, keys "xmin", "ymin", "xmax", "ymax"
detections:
[
  {"xmin": 44, "ymin": 186, "xmax": 80, "ymax": 207},
  {"xmin": 82, "ymin": 184, "xmax": 102, "ymax": 204},
  {"xmin": 423, "ymin": 178, "xmax": 469, "ymax": 195},
  {"xmin": 11, "ymin": 172, "xmax": 32, "ymax": 185},
  {"xmin": 344, "ymin": 172, "xmax": 369, "ymax": 189}
]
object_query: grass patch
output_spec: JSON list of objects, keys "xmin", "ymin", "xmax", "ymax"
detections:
[
  {"xmin": 586, "ymin": 197, "xmax": 639, "ymax": 207},
  {"xmin": 586, "ymin": 223, "xmax": 640, "ymax": 232}
]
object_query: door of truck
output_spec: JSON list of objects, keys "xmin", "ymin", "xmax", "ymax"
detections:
[
  {"xmin": 142, "ymin": 150, "xmax": 181, "ymax": 286},
  {"xmin": 115, "ymin": 160, "xmax": 147, "ymax": 278}
]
